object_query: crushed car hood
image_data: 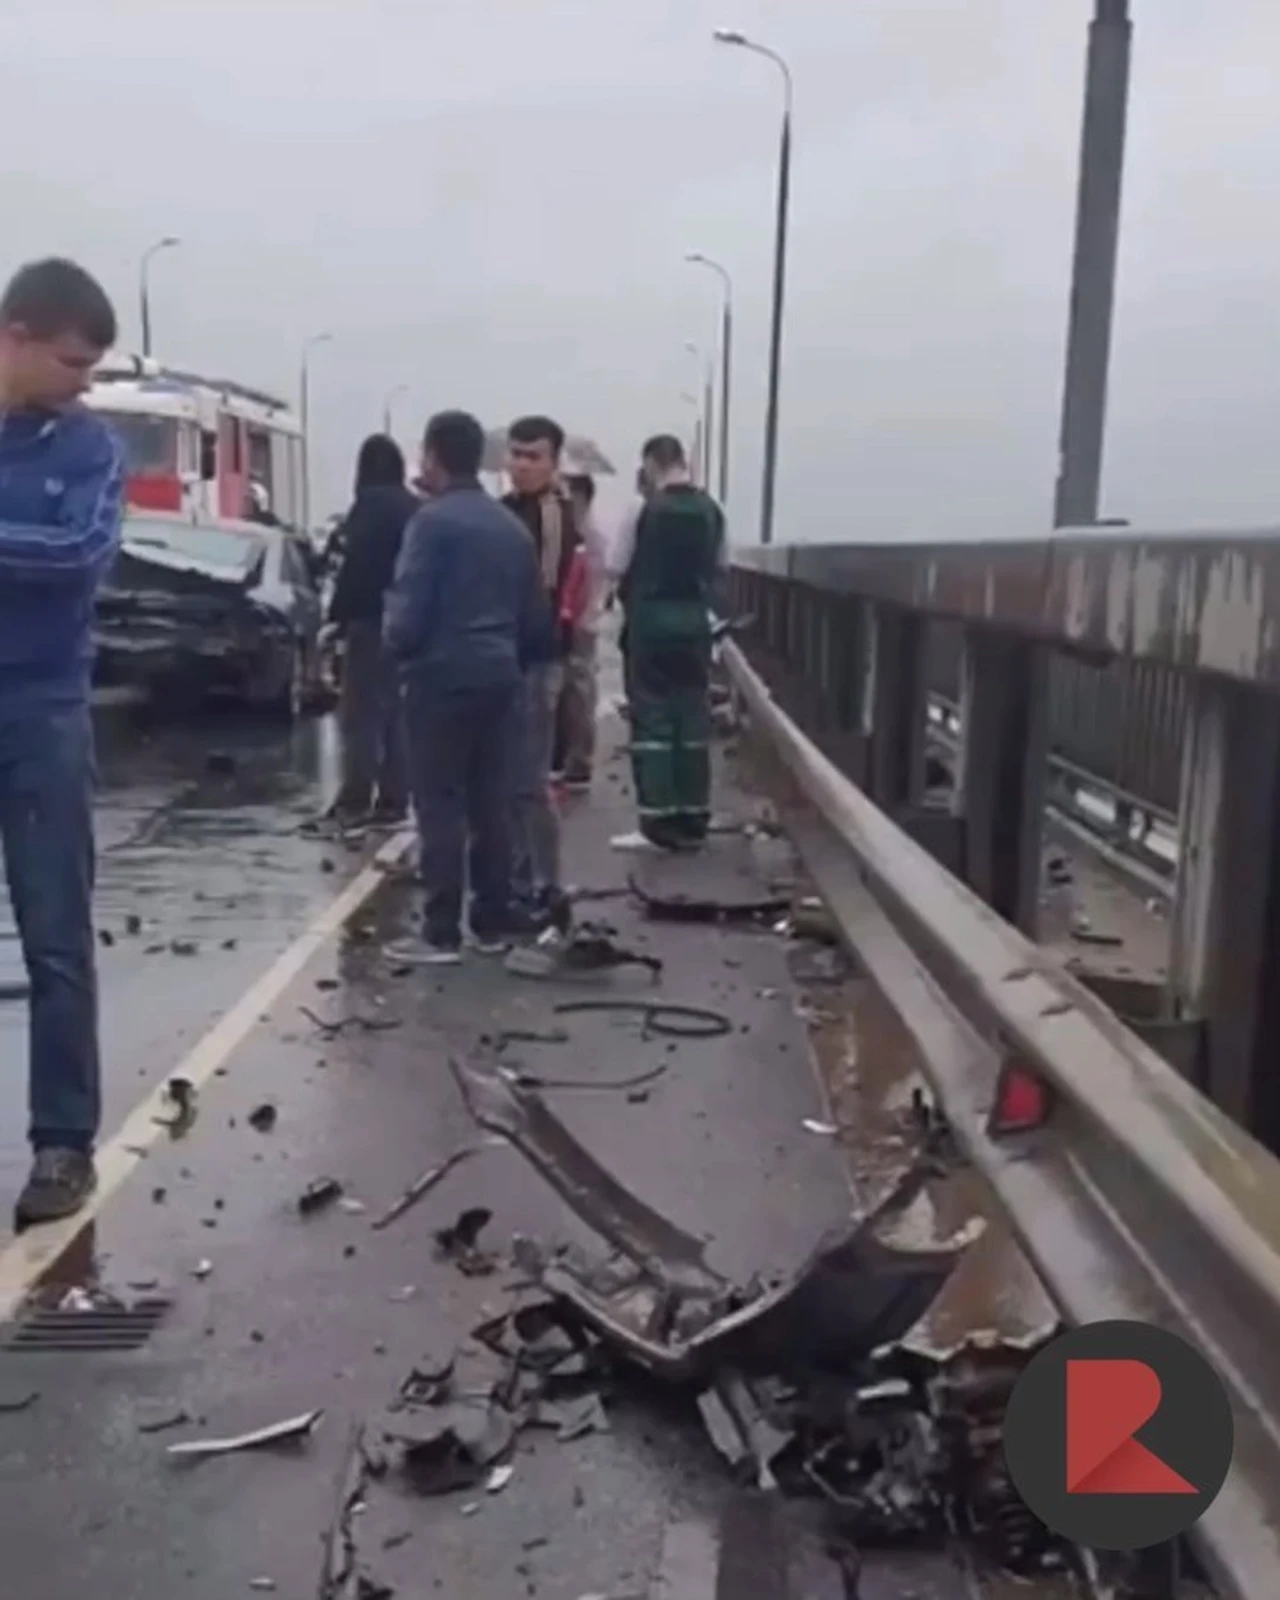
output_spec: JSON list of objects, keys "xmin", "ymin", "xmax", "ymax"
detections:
[{"xmin": 102, "ymin": 537, "xmax": 266, "ymax": 609}]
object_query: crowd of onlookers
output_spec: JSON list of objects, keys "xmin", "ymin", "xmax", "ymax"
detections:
[
  {"xmin": 321, "ymin": 410, "xmax": 727, "ymax": 964},
  {"xmin": 0, "ymin": 253, "xmax": 727, "ymax": 1229}
]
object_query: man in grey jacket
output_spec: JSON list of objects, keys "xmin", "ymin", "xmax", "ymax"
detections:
[{"xmin": 383, "ymin": 410, "xmax": 554, "ymax": 964}]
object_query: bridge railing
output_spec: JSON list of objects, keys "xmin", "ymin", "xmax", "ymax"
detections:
[
  {"xmin": 723, "ymin": 526, "xmax": 1280, "ymax": 1600},
  {"xmin": 729, "ymin": 528, "xmax": 1280, "ymax": 1139}
]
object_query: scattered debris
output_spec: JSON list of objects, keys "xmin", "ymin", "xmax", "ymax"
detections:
[
  {"xmin": 0, "ymin": 1388, "xmax": 39, "ymax": 1414},
  {"xmin": 249, "ymin": 1580, "xmax": 276, "ymax": 1593},
  {"xmin": 485, "ymin": 1463, "xmax": 514, "ymax": 1494},
  {"xmin": 155, "ymin": 1075, "xmax": 198, "ymax": 1137},
  {"xmin": 371, "ymin": 1141, "xmax": 500, "ymax": 1233},
  {"xmin": 98, "ymin": 927, "xmax": 115, "ymax": 947},
  {"xmin": 506, "ymin": 923, "xmax": 662, "ymax": 983},
  {"xmin": 553, "ymin": 999, "xmax": 732, "ymax": 1040},
  {"xmin": 136, "ymin": 1404, "xmax": 192, "ymax": 1435},
  {"xmin": 498, "ymin": 1062, "xmax": 668, "ymax": 1095},
  {"xmin": 170, "ymin": 939, "xmax": 199, "ymax": 957},
  {"xmin": 125, "ymin": 912, "xmax": 144, "ymax": 936},
  {"xmin": 433, "ymin": 1208, "xmax": 497, "ymax": 1276},
  {"xmin": 298, "ymin": 1177, "xmax": 345, "ymax": 1217},
  {"xmin": 248, "ymin": 1102, "xmax": 278, "ymax": 1134},
  {"xmin": 192, "ymin": 1260, "xmax": 213, "ymax": 1280},
  {"xmin": 1070, "ymin": 924, "xmax": 1124, "ymax": 948},
  {"xmin": 167, "ymin": 1409, "xmax": 323, "ymax": 1459},
  {"xmin": 299, "ymin": 1005, "xmax": 402, "ymax": 1039},
  {"xmin": 801, "ymin": 1118, "xmax": 839, "ymax": 1137},
  {"xmin": 627, "ymin": 874, "xmax": 790, "ymax": 926}
]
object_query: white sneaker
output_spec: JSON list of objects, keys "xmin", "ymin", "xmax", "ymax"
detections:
[{"xmin": 610, "ymin": 830, "xmax": 661, "ymax": 853}]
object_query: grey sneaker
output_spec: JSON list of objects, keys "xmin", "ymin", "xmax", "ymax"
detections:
[
  {"xmin": 383, "ymin": 935, "xmax": 462, "ymax": 967},
  {"xmin": 16, "ymin": 1148, "xmax": 97, "ymax": 1228}
]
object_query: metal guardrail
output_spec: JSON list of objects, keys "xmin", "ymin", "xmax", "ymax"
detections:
[{"xmin": 723, "ymin": 637, "xmax": 1280, "ymax": 1600}]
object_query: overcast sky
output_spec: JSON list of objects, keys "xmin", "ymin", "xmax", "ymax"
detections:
[{"xmin": 5, "ymin": 1, "xmax": 1279, "ymax": 539}]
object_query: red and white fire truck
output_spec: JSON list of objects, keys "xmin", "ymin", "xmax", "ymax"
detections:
[{"xmin": 84, "ymin": 353, "xmax": 304, "ymax": 528}]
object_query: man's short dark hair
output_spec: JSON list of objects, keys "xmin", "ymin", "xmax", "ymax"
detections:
[
  {"xmin": 509, "ymin": 414, "xmax": 565, "ymax": 456},
  {"xmin": 641, "ymin": 434, "xmax": 686, "ymax": 473},
  {"xmin": 424, "ymin": 409, "xmax": 485, "ymax": 479},
  {"xmin": 0, "ymin": 258, "xmax": 117, "ymax": 348},
  {"xmin": 563, "ymin": 472, "xmax": 595, "ymax": 507}
]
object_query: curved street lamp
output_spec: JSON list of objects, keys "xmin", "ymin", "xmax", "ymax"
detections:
[
  {"xmin": 713, "ymin": 27, "xmax": 792, "ymax": 545},
  {"xmin": 685, "ymin": 252, "xmax": 733, "ymax": 505},
  {"xmin": 299, "ymin": 332, "xmax": 333, "ymax": 533},
  {"xmin": 139, "ymin": 235, "xmax": 180, "ymax": 360}
]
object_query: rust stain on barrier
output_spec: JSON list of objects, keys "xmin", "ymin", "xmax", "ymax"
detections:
[{"xmin": 737, "ymin": 527, "xmax": 1280, "ymax": 690}]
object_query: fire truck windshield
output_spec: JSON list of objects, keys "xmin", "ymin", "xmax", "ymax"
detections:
[{"xmin": 98, "ymin": 412, "xmax": 179, "ymax": 475}]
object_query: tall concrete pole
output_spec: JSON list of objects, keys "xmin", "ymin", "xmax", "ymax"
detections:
[{"xmin": 1052, "ymin": 0, "xmax": 1133, "ymax": 529}]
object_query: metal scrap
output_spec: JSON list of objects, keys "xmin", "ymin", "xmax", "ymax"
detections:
[
  {"xmin": 626, "ymin": 873, "xmax": 791, "ymax": 926},
  {"xmin": 371, "ymin": 1141, "xmax": 500, "ymax": 1233},
  {"xmin": 166, "ymin": 1409, "xmax": 323, "ymax": 1459}
]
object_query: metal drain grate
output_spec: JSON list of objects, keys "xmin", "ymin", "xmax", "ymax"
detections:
[{"xmin": 1, "ymin": 1296, "xmax": 172, "ymax": 1353}]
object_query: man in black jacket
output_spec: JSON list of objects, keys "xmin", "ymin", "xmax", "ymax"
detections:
[
  {"xmin": 325, "ymin": 434, "xmax": 418, "ymax": 827},
  {"xmin": 383, "ymin": 410, "xmax": 554, "ymax": 962}
]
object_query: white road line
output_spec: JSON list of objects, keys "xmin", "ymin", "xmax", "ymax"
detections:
[{"xmin": 0, "ymin": 826, "xmax": 416, "ymax": 1322}]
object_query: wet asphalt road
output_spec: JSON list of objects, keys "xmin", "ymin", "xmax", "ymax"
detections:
[
  {"xmin": 0, "ymin": 706, "xmax": 352, "ymax": 1203},
  {"xmin": 0, "ymin": 689, "xmax": 1100, "ymax": 1599},
  {"xmin": 0, "ymin": 703, "xmax": 863, "ymax": 1599}
]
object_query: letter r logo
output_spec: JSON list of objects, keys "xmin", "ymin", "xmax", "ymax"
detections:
[{"xmin": 1066, "ymin": 1359, "xmax": 1197, "ymax": 1495}]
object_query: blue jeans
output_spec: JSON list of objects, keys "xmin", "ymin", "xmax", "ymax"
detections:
[
  {"xmin": 0, "ymin": 704, "xmax": 100, "ymax": 1153},
  {"xmin": 510, "ymin": 662, "xmax": 563, "ymax": 908},
  {"xmin": 404, "ymin": 682, "xmax": 520, "ymax": 945}
]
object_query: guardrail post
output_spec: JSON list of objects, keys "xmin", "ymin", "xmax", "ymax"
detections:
[
  {"xmin": 952, "ymin": 628, "xmax": 1048, "ymax": 936},
  {"xmin": 865, "ymin": 604, "xmax": 928, "ymax": 813},
  {"xmin": 1169, "ymin": 677, "xmax": 1280, "ymax": 1141}
]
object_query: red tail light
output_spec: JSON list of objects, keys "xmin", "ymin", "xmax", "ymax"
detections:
[{"xmin": 988, "ymin": 1061, "xmax": 1052, "ymax": 1135}]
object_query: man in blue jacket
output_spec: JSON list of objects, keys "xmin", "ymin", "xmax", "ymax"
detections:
[
  {"xmin": 0, "ymin": 259, "xmax": 124, "ymax": 1226},
  {"xmin": 383, "ymin": 409, "xmax": 553, "ymax": 963}
]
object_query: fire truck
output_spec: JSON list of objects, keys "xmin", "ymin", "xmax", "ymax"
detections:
[{"xmin": 84, "ymin": 354, "xmax": 304, "ymax": 529}]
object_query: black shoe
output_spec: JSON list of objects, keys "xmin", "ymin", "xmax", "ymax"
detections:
[{"xmin": 16, "ymin": 1148, "xmax": 97, "ymax": 1228}]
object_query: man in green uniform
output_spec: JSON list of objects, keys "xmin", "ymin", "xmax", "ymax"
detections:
[{"xmin": 607, "ymin": 434, "xmax": 725, "ymax": 853}]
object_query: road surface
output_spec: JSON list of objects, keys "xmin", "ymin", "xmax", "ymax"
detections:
[{"xmin": 0, "ymin": 685, "xmax": 1154, "ymax": 1598}]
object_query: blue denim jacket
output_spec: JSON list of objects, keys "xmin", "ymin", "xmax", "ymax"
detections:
[
  {"xmin": 383, "ymin": 481, "xmax": 554, "ymax": 693},
  {"xmin": 0, "ymin": 405, "xmax": 125, "ymax": 711}
]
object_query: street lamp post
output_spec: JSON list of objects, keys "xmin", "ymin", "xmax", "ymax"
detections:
[
  {"xmin": 679, "ymin": 390, "xmax": 703, "ymax": 485},
  {"xmin": 299, "ymin": 332, "xmax": 333, "ymax": 535},
  {"xmin": 383, "ymin": 383, "xmax": 409, "ymax": 436},
  {"xmin": 1053, "ymin": 0, "xmax": 1132, "ymax": 529},
  {"xmin": 684, "ymin": 341, "xmax": 714, "ymax": 488},
  {"xmin": 139, "ymin": 236, "xmax": 180, "ymax": 360},
  {"xmin": 686, "ymin": 252, "xmax": 734, "ymax": 506},
  {"xmin": 714, "ymin": 28, "xmax": 792, "ymax": 546}
]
